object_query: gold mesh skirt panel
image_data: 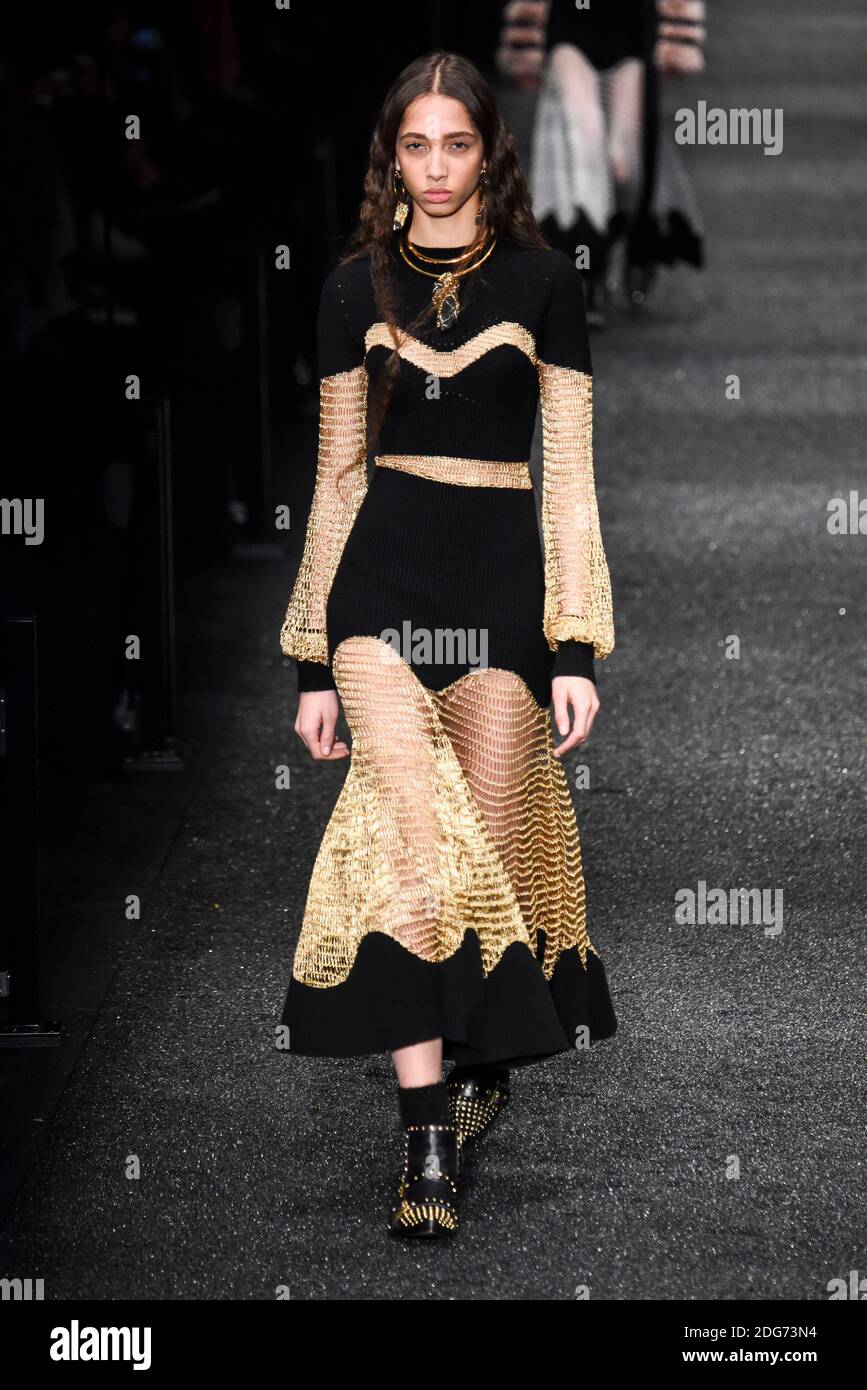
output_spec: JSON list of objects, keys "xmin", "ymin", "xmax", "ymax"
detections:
[
  {"xmin": 291, "ymin": 636, "xmax": 598, "ymax": 989},
  {"xmin": 434, "ymin": 668, "xmax": 592, "ymax": 978}
]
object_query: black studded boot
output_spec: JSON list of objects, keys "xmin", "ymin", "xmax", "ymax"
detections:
[
  {"xmin": 389, "ymin": 1080, "xmax": 460, "ymax": 1236},
  {"xmin": 388, "ymin": 1122, "xmax": 460, "ymax": 1237},
  {"xmin": 446, "ymin": 1062, "xmax": 511, "ymax": 1150}
]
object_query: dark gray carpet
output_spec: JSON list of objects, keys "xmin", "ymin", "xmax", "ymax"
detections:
[{"xmin": 1, "ymin": 0, "xmax": 864, "ymax": 1298}]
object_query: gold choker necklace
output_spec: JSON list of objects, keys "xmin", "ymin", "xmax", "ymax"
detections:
[
  {"xmin": 405, "ymin": 239, "xmax": 481, "ymax": 266},
  {"xmin": 398, "ymin": 231, "xmax": 497, "ymax": 331}
]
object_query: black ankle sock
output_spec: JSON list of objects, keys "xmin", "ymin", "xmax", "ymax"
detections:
[
  {"xmin": 398, "ymin": 1080, "xmax": 450, "ymax": 1128},
  {"xmin": 449, "ymin": 1060, "xmax": 510, "ymax": 1087}
]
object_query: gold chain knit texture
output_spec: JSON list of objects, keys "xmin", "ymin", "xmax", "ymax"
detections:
[
  {"xmin": 375, "ymin": 455, "xmax": 532, "ymax": 489},
  {"xmin": 291, "ymin": 639, "xmax": 594, "ymax": 987},
  {"xmin": 279, "ymin": 364, "xmax": 369, "ymax": 666},
  {"xmin": 280, "ymin": 317, "xmax": 614, "ymax": 992}
]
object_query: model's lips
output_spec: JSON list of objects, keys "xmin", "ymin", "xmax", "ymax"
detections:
[{"xmin": 423, "ymin": 190, "xmax": 452, "ymax": 200}]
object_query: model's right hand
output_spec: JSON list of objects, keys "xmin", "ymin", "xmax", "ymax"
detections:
[{"xmin": 295, "ymin": 690, "xmax": 350, "ymax": 760}]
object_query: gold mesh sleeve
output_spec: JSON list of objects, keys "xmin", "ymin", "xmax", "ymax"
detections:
[
  {"xmin": 538, "ymin": 361, "xmax": 615, "ymax": 660},
  {"xmin": 279, "ymin": 364, "xmax": 369, "ymax": 664}
]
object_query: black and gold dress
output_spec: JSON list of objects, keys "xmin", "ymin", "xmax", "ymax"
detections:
[{"xmin": 278, "ymin": 233, "xmax": 617, "ymax": 1069}]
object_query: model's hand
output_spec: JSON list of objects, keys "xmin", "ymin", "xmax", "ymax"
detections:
[
  {"xmin": 551, "ymin": 676, "xmax": 599, "ymax": 758},
  {"xmin": 295, "ymin": 690, "xmax": 350, "ymax": 760}
]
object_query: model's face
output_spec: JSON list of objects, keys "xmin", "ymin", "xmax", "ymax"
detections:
[{"xmin": 395, "ymin": 93, "xmax": 484, "ymax": 219}]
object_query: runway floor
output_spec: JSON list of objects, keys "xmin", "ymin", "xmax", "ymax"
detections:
[{"xmin": 1, "ymin": 0, "xmax": 864, "ymax": 1298}]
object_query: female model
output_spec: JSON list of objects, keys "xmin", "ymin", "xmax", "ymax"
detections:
[
  {"xmin": 497, "ymin": 0, "xmax": 707, "ymax": 325},
  {"xmin": 279, "ymin": 50, "xmax": 617, "ymax": 1238}
]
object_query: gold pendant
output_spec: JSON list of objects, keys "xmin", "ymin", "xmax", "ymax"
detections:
[{"xmin": 432, "ymin": 272, "xmax": 460, "ymax": 331}]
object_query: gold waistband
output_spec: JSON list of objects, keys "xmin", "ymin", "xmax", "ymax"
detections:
[{"xmin": 374, "ymin": 454, "xmax": 533, "ymax": 489}]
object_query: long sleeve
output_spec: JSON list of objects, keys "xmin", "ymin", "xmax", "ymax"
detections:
[
  {"xmin": 280, "ymin": 266, "xmax": 369, "ymax": 693},
  {"xmin": 535, "ymin": 252, "xmax": 615, "ymax": 677}
]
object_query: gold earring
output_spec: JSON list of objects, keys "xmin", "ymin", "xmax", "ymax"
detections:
[
  {"xmin": 475, "ymin": 164, "xmax": 488, "ymax": 226},
  {"xmin": 393, "ymin": 168, "xmax": 409, "ymax": 230}
]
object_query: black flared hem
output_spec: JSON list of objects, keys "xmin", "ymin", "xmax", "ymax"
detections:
[
  {"xmin": 279, "ymin": 928, "xmax": 617, "ymax": 1070},
  {"xmin": 539, "ymin": 207, "xmax": 704, "ymax": 277}
]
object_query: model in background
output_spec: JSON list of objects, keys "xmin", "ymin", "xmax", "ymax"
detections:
[{"xmin": 496, "ymin": 0, "xmax": 706, "ymax": 326}]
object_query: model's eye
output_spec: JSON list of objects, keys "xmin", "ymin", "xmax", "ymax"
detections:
[
  {"xmin": 450, "ymin": 142, "xmax": 470, "ymax": 151},
  {"xmin": 405, "ymin": 141, "xmax": 426, "ymax": 152}
]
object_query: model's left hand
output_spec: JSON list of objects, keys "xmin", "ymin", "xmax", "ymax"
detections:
[{"xmin": 551, "ymin": 676, "xmax": 599, "ymax": 758}]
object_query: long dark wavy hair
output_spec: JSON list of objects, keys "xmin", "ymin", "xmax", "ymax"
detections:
[{"xmin": 334, "ymin": 50, "xmax": 548, "ymax": 483}]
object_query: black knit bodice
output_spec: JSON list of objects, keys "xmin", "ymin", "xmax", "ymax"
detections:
[{"xmin": 283, "ymin": 230, "xmax": 614, "ymax": 694}]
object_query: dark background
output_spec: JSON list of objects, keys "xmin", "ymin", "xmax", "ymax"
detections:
[{"xmin": 0, "ymin": 0, "xmax": 510, "ymax": 774}]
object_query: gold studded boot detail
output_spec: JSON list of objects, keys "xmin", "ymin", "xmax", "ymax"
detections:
[
  {"xmin": 446, "ymin": 1072, "xmax": 511, "ymax": 1149},
  {"xmin": 388, "ymin": 1123, "xmax": 460, "ymax": 1237}
]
